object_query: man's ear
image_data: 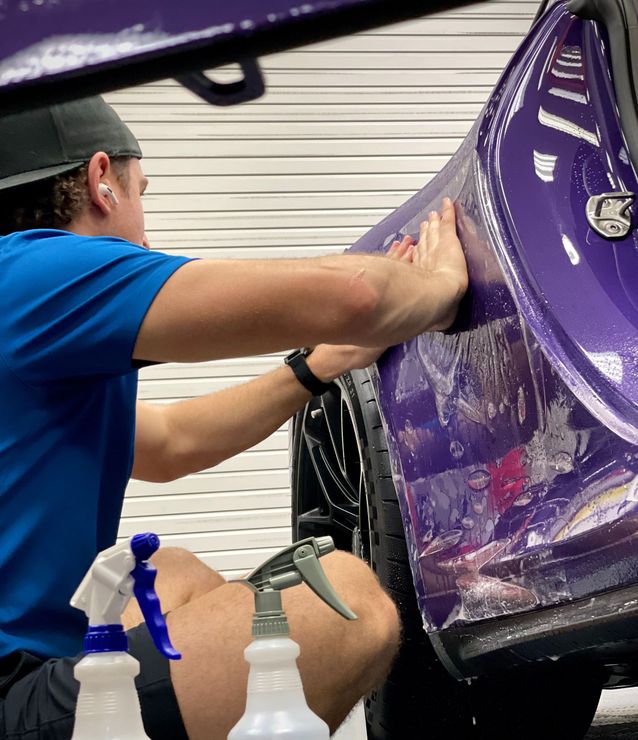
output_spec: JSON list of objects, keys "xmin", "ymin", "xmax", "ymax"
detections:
[{"xmin": 87, "ymin": 152, "xmax": 115, "ymax": 215}]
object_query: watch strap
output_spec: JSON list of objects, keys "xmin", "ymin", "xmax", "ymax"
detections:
[{"xmin": 284, "ymin": 349, "xmax": 333, "ymax": 396}]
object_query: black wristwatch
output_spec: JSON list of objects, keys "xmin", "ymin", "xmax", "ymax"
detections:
[{"xmin": 284, "ymin": 348, "xmax": 334, "ymax": 396}]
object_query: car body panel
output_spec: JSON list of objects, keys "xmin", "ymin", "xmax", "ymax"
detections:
[
  {"xmin": 349, "ymin": 2, "xmax": 638, "ymax": 632},
  {"xmin": 0, "ymin": 0, "xmax": 479, "ymax": 110}
]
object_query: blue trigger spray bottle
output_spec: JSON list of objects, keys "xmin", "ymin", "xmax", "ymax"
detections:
[{"xmin": 69, "ymin": 533, "xmax": 181, "ymax": 740}]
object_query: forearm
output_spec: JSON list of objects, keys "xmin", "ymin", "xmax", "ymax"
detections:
[{"xmin": 133, "ymin": 351, "xmax": 345, "ymax": 482}]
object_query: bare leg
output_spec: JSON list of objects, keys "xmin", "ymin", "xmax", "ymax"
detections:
[
  {"xmin": 122, "ymin": 547, "xmax": 225, "ymax": 631},
  {"xmin": 166, "ymin": 550, "xmax": 400, "ymax": 740}
]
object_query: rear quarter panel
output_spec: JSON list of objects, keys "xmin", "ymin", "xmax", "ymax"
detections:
[{"xmin": 350, "ymin": 1, "xmax": 638, "ymax": 632}]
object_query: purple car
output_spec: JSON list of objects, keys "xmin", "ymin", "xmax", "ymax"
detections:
[{"xmin": 2, "ymin": 0, "xmax": 637, "ymax": 738}]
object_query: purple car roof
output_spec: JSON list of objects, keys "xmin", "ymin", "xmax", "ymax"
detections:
[{"xmin": 0, "ymin": 0, "xmax": 479, "ymax": 111}]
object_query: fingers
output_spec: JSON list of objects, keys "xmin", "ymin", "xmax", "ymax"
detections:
[
  {"xmin": 400, "ymin": 244, "xmax": 415, "ymax": 262},
  {"xmin": 396, "ymin": 233, "xmax": 415, "ymax": 263},
  {"xmin": 388, "ymin": 199, "xmax": 456, "ymax": 269},
  {"xmin": 412, "ymin": 197, "xmax": 458, "ymax": 268},
  {"xmin": 440, "ymin": 196, "xmax": 457, "ymax": 236},
  {"xmin": 386, "ymin": 234, "xmax": 414, "ymax": 262},
  {"xmin": 386, "ymin": 239, "xmax": 400, "ymax": 255}
]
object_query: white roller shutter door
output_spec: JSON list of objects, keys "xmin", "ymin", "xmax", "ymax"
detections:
[{"xmin": 110, "ymin": 0, "xmax": 537, "ymax": 577}]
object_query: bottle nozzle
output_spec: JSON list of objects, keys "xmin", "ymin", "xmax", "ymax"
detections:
[
  {"xmin": 314, "ymin": 536, "xmax": 335, "ymax": 558},
  {"xmin": 71, "ymin": 533, "xmax": 181, "ymax": 661},
  {"xmin": 130, "ymin": 532, "xmax": 160, "ymax": 562},
  {"xmin": 237, "ymin": 537, "xmax": 357, "ymax": 631}
]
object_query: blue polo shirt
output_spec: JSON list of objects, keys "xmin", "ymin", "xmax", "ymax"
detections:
[{"xmin": 0, "ymin": 229, "xmax": 191, "ymax": 659}]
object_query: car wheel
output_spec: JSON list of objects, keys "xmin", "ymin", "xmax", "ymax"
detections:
[{"xmin": 290, "ymin": 370, "xmax": 603, "ymax": 740}]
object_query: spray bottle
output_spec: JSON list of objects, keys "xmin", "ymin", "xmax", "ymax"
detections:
[
  {"xmin": 228, "ymin": 536, "xmax": 357, "ymax": 740},
  {"xmin": 70, "ymin": 532, "xmax": 181, "ymax": 740}
]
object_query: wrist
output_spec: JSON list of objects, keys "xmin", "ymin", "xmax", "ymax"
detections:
[
  {"xmin": 305, "ymin": 345, "xmax": 349, "ymax": 382},
  {"xmin": 284, "ymin": 348, "xmax": 335, "ymax": 395}
]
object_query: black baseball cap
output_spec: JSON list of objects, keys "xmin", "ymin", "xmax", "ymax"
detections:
[{"xmin": 0, "ymin": 96, "xmax": 142, "ymax": 192}]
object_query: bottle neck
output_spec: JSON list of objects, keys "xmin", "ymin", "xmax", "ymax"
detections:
[{"xmin": 84, "ymin": 624, "xmax": 127, "ymax": 654}]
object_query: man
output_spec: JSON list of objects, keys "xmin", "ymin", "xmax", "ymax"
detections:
[{"xmin": 0, "ymin": 97, "xmax": 468, "ymax": 739}]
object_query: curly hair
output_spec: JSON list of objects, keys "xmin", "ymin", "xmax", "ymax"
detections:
[{"xmin": 0, "ymin": 156, "xmax": 132, "ymax": 236}]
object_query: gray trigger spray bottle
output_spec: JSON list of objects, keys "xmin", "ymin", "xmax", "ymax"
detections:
[{"xmin": 228, "ymin": 536, "xmax": 357, "ymax": 740}]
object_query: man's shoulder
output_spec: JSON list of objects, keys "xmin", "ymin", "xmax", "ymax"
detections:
[
  {"xmin": 0, "ymin": 230, "xmax": 167, "ymax": 272},
  {"xmin": 0, "ymin": 229, "xmax": 140, "ymax": 251},
  {"xmin": 1, "ymin": 228, "xmax": 64, "ymax": 249}
]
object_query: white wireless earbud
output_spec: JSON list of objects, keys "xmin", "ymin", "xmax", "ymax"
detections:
[{"xmin": 98, "ymin": 183, "xmax": 119, "ymax": 205}]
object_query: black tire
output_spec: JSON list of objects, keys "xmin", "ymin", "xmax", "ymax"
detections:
[{"xmin": 291, "ymin": 371, "xmax": 603, "ymax": 740}]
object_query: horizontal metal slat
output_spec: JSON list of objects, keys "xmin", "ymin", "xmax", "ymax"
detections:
[
  {"xmin": 137, "ymin": 376, "xmax": 285, "ymax": 399},
  {"xmin": 145, "ymin": 226, "xmax": 365, "ymax": 246},
  {"xmin": 142, "ymin": 154, "xmax": 452, "ymax": 176},
  {"xmin": 139, "ymin": 357, "xmax": 282, "ymax": 380},
  {"xmin": 198, "ymin": 547, "xmax": 289, "ymax": 572},
  {"xmin": 358, "ymin": 17, "xmax": 532, "ymax": 34},
  {"xmin": 228, "ymin": 51, "xmax": 514, "ymax": 71},
  {"xmin": 145, "ymin": 245, "xmax": 345, "ymax": 259},
  {"xmin": 138, "ymin": 138, "xmax": 463, "ymax": 158},
  {"xmin": 119, "ymin": 506, "xmax": 290, "ymax": 537},
  {"xmin": 128, "ymin": 119, "xmax": 474, "ymax": 140},
  {"xmin": 278, "ymin": 34, "xmax": 522, "ymax": 53},
  {"xmin": 143, "ymin": 192, "xmax": 419, "ymax": 213},
  {"xmin": 118, "ymin": 103, "xmax": 483, "ymax": 124},
  {"xmin": 143, "ymin": 69, "xmax": 503, "ymax": 89},
  {"xmin": 126, "ymin": 469, "xmax": 290, "ymax": 496},
  {"xmin": 145, "ymin": 175, "xmax": 424, "ymax": 194},
  {"xmin": 146, "ymin": 209, "xmax": 393, "ymax": 230},
  {"xmin": 123, "ymin": 488, "xmax": 291, "ymax": 517},
  {"xmin": 107, "ymin": 86, "xmax": 495, "ymax": 106}
]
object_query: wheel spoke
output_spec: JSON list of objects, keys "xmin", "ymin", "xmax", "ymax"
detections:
[
  {"xmin": 304, "ymin": 407, "xmax": 360, "ymax": 505},
  {"xmin": 340, "ymin": 397, "xmax": 348, "ymax": 474},
  {"xmin": 321, "ymin": 391, "xmax": 347, "ymax": 477},
  {"xmin": 296, "ymin": 383, "xmax": 366, "ymax": 541},
  {"xmin": 297, "ymin": 508, "xmax": 354, "ymax": 536}
]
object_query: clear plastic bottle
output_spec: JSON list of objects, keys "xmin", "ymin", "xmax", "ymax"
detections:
[
  {"xmin": 72, "ymin": 652, "xmax": 149, "ymax": 740},
  {"xmin": 228, "ymin": 536, "xmax": 357, "ymax": 740},
  {"xmin": 69, "ymin": 533, "xmax": 181, "ymax": 740},
  {"xmin": 228, "ymin": 636, "xmax": 329, "ymax": 740}
]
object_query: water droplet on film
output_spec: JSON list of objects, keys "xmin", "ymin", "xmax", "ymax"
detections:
[
  {"xmin": 468, "ymin": 469, "xmax": 492, "ymax": 491},
  {"xmin": 550, "ymin": 451, "xmax": 574, "ymax": 473},
  {"xmin": 517, "ymin": 386, "xmax": 526, "ymax": 425}
]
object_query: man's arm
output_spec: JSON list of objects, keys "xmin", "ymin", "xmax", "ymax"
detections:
[
  {"xmin": 132, "ymin": 200, "xmax": 467, "ymax": 364},
  {"xmin": 132, "ymin": 341, "xmax": 380, "ymax": 482},
  {"xmin": 132, "ymin": 238, "xmax": 416, "ymax": 482}
]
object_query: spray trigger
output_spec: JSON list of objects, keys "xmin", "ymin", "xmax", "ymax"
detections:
[
  {"xmin": 130, "ymin": 534, "xmax": 181, "ymax": 660},
  {"xmin": 239, "ymin": 536, "xmax": 357, "ymax": 624},
  {"xmin": 293, "ymin": 543, "xmax": 356, "ymax": 620}
]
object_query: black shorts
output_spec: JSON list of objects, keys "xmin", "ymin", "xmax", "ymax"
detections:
[{"xmin": 0, "ymin": 622, "xmax": 189, "ymax": 739}]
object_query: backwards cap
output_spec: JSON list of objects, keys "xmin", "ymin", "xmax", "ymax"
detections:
[{"xmin": 0, "ymin": 96, "xmax": 142, "ymax": 192}]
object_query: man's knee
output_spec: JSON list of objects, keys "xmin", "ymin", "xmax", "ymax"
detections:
[
  {"xmin": 153, "ymin": 547, "xmax": 226, "ymax": 600},
  {"xmin": 318, "ymin": 551, "xmax": 401, "ymax": 682}
]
